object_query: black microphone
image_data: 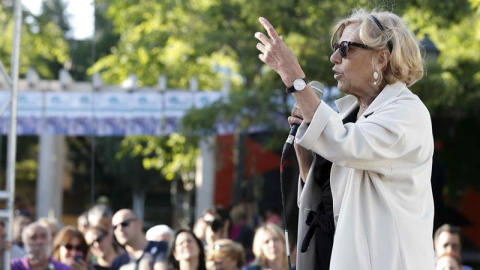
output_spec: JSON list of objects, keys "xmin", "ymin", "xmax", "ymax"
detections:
[{"xmin": 281, "ymin": 81, "xmax": 324, "ymax": 156}]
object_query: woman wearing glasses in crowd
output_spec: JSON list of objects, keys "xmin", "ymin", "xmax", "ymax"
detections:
[
  {"xmin": 255, "ymin": 8, "xmax": 435, "ymax": 270},
  {"xmin": 84, "ymin": 225, "xmax": 122, "ymax": 270},
  {"xmin": 52, "ymin": 226, "xmax": 90, "ymax": 270},
  {"xmin": 245, "ymin": 223, "xmax": 291, "ymax": 270},
  {"xmin": 169, "ymin": 228, "xmax": 207, "ymax": 270}
]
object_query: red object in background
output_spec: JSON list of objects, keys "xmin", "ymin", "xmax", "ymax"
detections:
[
  {"xmin": 461, "ymin": 187, "xmax": 480, "ymax": 247},
  {"xmin": 214, "ymin": 134, "xmax": 285, "ymax": 207}
]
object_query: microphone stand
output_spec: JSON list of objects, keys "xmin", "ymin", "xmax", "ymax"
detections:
[{"xmin": 279, "ymin": 124, "xmax": 299, "ymax": 270}]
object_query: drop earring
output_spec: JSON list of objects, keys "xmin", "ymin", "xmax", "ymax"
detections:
[{"xmin": 373, "ymin": 71, "xmax": 379, "ymax": 86}]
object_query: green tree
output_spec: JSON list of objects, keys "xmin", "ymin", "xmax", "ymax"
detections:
[
  {"xmin": 400, "ymin": 0, "xmax": 480, "ymax": 200},
  {"xmin": 91, "ymin": 0, "xmax": 480, "ymax": 217},
  {"xmin": 38, "ymin": 0, "xmax": 71, "ymax": 36},
  {"xmin": 0, "ymin": 3, "xmax": 69, "ymax": 79}
]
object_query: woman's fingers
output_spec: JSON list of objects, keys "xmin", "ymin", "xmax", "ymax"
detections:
[
  {"xmin": 255, "ymin": 16, "xmax": 303, "ymax": 86},
  {"xmin": 255, "ymin": 18, "xmax": 285, "ymax": 64},
  {"xmin": 291, "ymin": 105, "xmax": 303, "ymax": 118},
  {"xmin": 259, "ymin": 17, "xmax": 281, "ymax": 41},
  {"xmin": 288, "ymin": 116, "xmax": 303, "ymax": 126},
  {"xmin": 256, "ymin": 42, "xmax": 266, "ymax": 53},
  {"xmin": 254, "ymin": 31, "xmax": 271, "ymax": 46}
]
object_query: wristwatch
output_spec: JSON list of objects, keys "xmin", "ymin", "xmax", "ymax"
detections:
[{"xmin": 286, "ymin": 78, "xmax": 309, "ymax": 94}]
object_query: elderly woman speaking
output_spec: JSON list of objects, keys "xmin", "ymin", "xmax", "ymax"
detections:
[{"xmin": 255, "ymin": 9, "xmax": 435, "ymax": 270}]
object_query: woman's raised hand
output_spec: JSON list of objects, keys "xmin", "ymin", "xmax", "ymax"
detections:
[{"xmin": 255, "ymin": 17, "xmax": 305, "ymax": 86}]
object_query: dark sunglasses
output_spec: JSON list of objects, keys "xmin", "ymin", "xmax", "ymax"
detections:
[
  {"xmin": 113, "ymin": 218, "xmax": 136, "ymax": 230},
  {"xmin": 205, "ymin": 218, "xmax": 224, "ymax": 233},
  {"xmin": 63, "ymin": 243, "xmax": 83, "ymax": 251},
  {"xmin": 333, "ymin": 41, "xmax": 372, "ymax": 58},
  {"xmin": 89, "ymin": 234, "xmax": 106, "ymax": 247}
]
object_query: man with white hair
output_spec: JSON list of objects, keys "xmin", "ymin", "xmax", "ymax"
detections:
[
  {"xmin": 146, "ymin": 225, "xmax": 173, "ymax": 243},
  {"xmin": 11, "ymin": 221, "xmax": 70, "ymax": 270}
]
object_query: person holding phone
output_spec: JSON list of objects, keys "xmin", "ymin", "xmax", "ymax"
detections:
[{"xmin": 52, "ymin": 226, "xmax": 90, "ymax": 270}]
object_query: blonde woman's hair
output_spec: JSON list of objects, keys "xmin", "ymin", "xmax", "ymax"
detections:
[
  {"xmin": 208, "ymin": 239, "xmax": 246, "ymax": 268},
  {"xmin": 251, "ymin": 223, "xmax": 288, "ymax": 268},
  {"xmin": 331, "ymin": 8, "xmax": 424, "ymax": 87}
]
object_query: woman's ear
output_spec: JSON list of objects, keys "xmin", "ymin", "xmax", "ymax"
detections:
[{"xmin": 376, "ymin": 50, "xmax": 390, "ymax": 70}]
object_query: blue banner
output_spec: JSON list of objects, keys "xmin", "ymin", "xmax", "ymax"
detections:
[
  {"xmin": 0, "ymin": 90, "xmax": 223, "ymax": 136},
  {"xmin": 0, "ymin": 87, "xmax": 338, "ymax": 136}
]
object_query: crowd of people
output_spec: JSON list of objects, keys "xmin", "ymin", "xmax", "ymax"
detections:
[
  {"xmin": 1, "ymin": 203, "xmax": 297, "ymax": 270},
  {"xmin": 0, "ymin": 203, "xmax": 474, "ymax": 270}
]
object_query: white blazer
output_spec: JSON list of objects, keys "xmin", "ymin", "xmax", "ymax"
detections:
[{"xmin": 295, "ymin": 82, "xmax": 435, "ymax": 270}]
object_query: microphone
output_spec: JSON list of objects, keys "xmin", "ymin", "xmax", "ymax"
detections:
[{"xmin": 282, "ymin": 81, "xmax": 324, "ymax": 156}]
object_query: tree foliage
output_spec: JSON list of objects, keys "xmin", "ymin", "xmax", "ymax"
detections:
[
  {"xmin": 89, "ymin": 0, "xmax": 480, "ymax": 199},
  {"xmin": 0, "ymin": 3, "xmax": 69, "ymax": 79},
  {"xmin": 116, "ymin": 134, "xmax": 198, "ymax": 182}
]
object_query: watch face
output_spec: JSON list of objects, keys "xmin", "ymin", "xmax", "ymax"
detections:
[{"xmin": 294, "ymin": 79, "xmax": 307, "ymax": 91}]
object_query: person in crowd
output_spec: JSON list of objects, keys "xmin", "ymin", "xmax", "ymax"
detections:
[
  {"xmin": 38, "ymin": 217, "xmax": 62, "ymax": 241},
  {"xmin": 88, "ymin": 203, "xmax": 114, "ymax": 232},
  {"xmin": 207, "ymin": 239, "xmax": 245, "ymax": 270},
  {"xmin": 262, "ymin": 207, "xmax": 281, "ymax": 226},
  {"xmin": 169, "ymin": 228, "xmax": 207, "ymax": 270},
  {"xmin": 195, "ymin": 206, "xmax": 231, "ymax": 249},
  {"xmin": 11, "ymin": 221, "xmax": 70, "ymax": 270},
  {"xmin": 434, "ymin": 224, "xmax": 473, "ymax": 270},
  {"xmin": 52, "ymin": 226, "xmax": 90, "ymax": 270},
  {"xmin": 229, "ymin": 205, "xmax": 254, "ymax": 263},
  {"xmin": 77, "ymin": 211, "xmax": 90, "ymax": 235},
  {"xmin": 84, "ymin": 225, "xmax": 122, "ymax": 270},
  {"xmin": 255, "ymin": 8, "xmax": 435, "ymax": 269},
  {"xmin": 193, "ymin": 218, "xmax": 207, "ymax": 245},
  {"xmin": 435, "ymin": 253, "xmax": 462, "ymax": 270},
  {"xmin": 245, "ymin": 223, "xmax": 290, "ymax": 270},
  {"xmin": 146, "ymin": 224, "xmax": 174, "ymax": 243},
  {"xmin": 11, "ymin": 210, "xmax": 33, "ymax": 259},
  {"xmin": 110, "ymin": 209, "xmax": 168, "ymax": 270}
]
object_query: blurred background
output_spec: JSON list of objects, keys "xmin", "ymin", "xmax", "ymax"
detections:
[{"xmin": 0, "ymin": 0, "xmax": 479, "ymax": 266}]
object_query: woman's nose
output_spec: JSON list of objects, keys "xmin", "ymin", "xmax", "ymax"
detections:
[{"xmin": 330, "ymin": 49, "xmax": 341, "ymax": 64}]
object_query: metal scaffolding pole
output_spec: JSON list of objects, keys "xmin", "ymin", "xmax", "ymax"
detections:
[{"xmin": 1, "ymin": 0, "xmax": 22, "ymax": 269}]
